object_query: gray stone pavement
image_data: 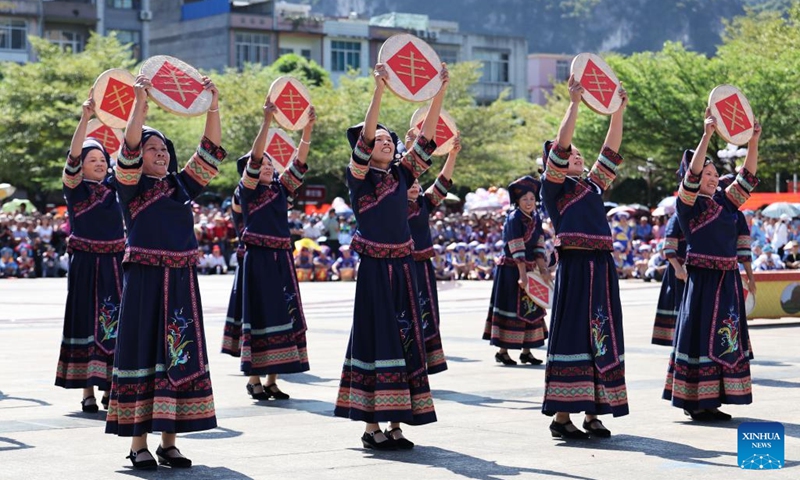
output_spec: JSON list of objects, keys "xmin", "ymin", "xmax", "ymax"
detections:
[{"xmin": 1, "ymin": 276, "xmax": 798, "ymax": 480}]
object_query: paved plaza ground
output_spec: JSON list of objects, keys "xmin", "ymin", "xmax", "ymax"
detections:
[{"xmin": 1, "ymin": 277, "xmax": 798, "ymax": 479}]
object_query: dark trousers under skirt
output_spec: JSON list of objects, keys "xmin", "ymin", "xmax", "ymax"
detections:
[
  {"xmin": 105, "ymin": 263, "xmax": 216, "ymax": 437},
  {"xmin": 651, "ymin": 263, "xmax": 685, "ymax": 346},
  {"xmin": 663, "ymin": 267, "xmax": 752, "ymax": 410},
  {"xmin": 482, "ymin": 263, "xmax": 548, "ymax": 350},
  {"xmin": 221, "ymin": 261, "xmax": 244, "ymax": 357},
  {"xmin": 55, "ymin": 250, "xmax": 123, "ymax": 390},
  {"xmin": 240, "ymin": 247, "xmax": 309, "ymax": 376},
  {"xmin": 415, "ymin": 259, "xmax": 447, "ymax": 374},
  {"xmin": 542, "ymin": 250, "xmax": 628, "ymax": 417},
  {"xmin": 334, "ymin": 255, "xmax": 436, "ymax": 425}
]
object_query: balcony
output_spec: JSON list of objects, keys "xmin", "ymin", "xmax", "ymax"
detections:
[
  {"xmin": 274, "ymin": 13, "xmax": 324, "ymax": 34},
  {"xmin": 43, "ymin": 1, "xmax": 97, "ymax": 25},
  {"xmin": 0, "ymin": 1, "xmax": 40, "ymax": 16}
]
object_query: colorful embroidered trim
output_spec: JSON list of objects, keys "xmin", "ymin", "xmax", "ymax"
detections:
[
  {"xmin": 412, "ymin": 247, "xmax": 435, "ymax": 261},
  {"xmin": 280, "ymin": 158, "xmax": 308, "ymax": 193},
  {"xmin": 67, "ymin": 236, "xmax": 126, "ymax": 254},
  {"xmin": 679, "ymin": 172, "xmax": 701, "ymax": 206},
  {"xmin": 424, "ymin": 174, "xmax": 452, "ymax": 207},
  {"xmin": 350, "ymin": 235, "xmax": 413, "ymax": 259},
  {"xmin": 686, "ymin": 252, "xmax": 738, "ymax": 271},
  {"xmin": 123, "ymin": 247, "xmax": 198, "ymax": 268},
  {"xmin": 241, "ymin": 231, "xmax": 291, "ymax": 250},
  {"xmin": 554, "ymin": 233, "xmax": 613, "ymax": 251}
]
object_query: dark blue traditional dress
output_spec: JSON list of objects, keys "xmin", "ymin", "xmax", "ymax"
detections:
[
  {"xmin": 221, "ymin": 189, "xmax": 245, "ymax": 357},
  {"xmin": 408, "ymin": 174, "xmax": 452, "ymax": 375},
  {"xmin": 663, "ymin": 161, "xmax": 757, "ymax": 411},
  {"xmin": 334, "ymin": 129, "xmax": 437, "ymax": 425},
  {"xmin": 238, "ymin": 154, "xmax": 309, "ymax": 375},
  {"xmin": 105, "ymin": 131, "xmax": 226, "ymax": 436},
  {"xmin": 55, "ymin": 140, "xmax": 125, "ymax": 391},
  {"xmin": 483, "ymin": 203, "xmax": 548, "ymax": 351},
  {"xmin": 540, "ymin": 142, "xmax": 628, "ymax": 417},
  {"xmin": 651, "ymin": 213, "xmax": 686, "ymax": 346}
]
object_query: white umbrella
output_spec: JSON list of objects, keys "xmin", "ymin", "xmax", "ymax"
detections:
[
  {"xmin": 657, "ymin": 196, "xmax": 677, "ymax": 209},
  {"xmin": 761, "ymin": 202, "xmax": 800, "ymax": 219},
  {"xmin": 0, "ymin": 183, "xmax": 15, "ymax": 201}
]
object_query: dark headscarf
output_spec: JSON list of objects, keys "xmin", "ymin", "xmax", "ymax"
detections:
[
  {"xmin": 346, "ymin": 122, "xmax": 406, "ymax": 160},
  {"xmin": 676, "ymin": 149, "xmax": 713, "ymax": 179},
  {"xmin": 508, "ymin": 175, "xmax": 541, "ymax": 206},
  {"xmin": 141, "ymin": 126, "xmax": 178, "ymax": 174},
  {"xmin": 80, "ymin": 138, "xmax": 110, "ymax": 165}
]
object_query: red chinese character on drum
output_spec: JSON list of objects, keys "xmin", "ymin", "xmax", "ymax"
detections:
[
  {"xmin": 99, "ymin": 77, "xmax": 135, "ymax": 122},
  {"xmin": 275, "ymin": 83, "xmax": 310, "ymax": 125},
  {"xmin": 88, "ymin": 124, "xmax": 121, "ymax": 153},
  {"xmin": 715, "ymin": 93, "xmax": 753, "ymax": 137},
  {"xmin": 582, "ymin": 59, "xmax": 617, "ymax": 109},
  {"xmin": 385, "ymin": 41, "xmax": 438, "ymax": 95},
  {"xmin": 267, "ymin": 134, "xmax": 295, "ymax": 169},
  {"xmin": 151, "ymin": 61, "xmax": 204, "ymax": 109},
  {"xmin": 415, "ymin": 117, "xmax": 454, "ymax": 147}
]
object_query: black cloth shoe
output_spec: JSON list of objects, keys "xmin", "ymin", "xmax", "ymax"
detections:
[
  {"xmin": 384, "ymin": 428, "xmax": 414, "ymax": 450},
  {"xmin": 684, "ymin": 409, "xmax": 717, "ymax": 422},
  {"xmin": 127, "ymin": 448, "xmax": 157, "ymax": 470},
  {"xmin": 156, "ymin": 445, "xmax": 192, "ymax": 468},
  {"xmin": 265, "ymin": 383, "xmax": 290, "ymax": 400},
  {"xmin": 582, "ymin": 418, "xmax": 612, "ymax": 438},
  {"xmin": 81, "ymin": 396, "xmax": 99, "ymax": 413},
  {"xmin": 101, "ymin": 394, "xmax": 110, "ymax": 410},
  {"xmin": 246, "ymin": 382, "xmax": 270, "ymax": 400},
  {"xmin": 519, "ymin": 352, "xmax": 543, "ymax": 365},
  {"xmin": 495, "ymin": 352, "xmax": 517, "ymax": 365},
  {"xmin": 361, "ymin": 430, "xmax": 396, "ymax": 450},
  {"xmin": 549, "ymin": 420, "xmax": 588, "ymax": 439},
  {"xmin": 709, "ymin": 409, "xmax": 732, "ymax": 421}
]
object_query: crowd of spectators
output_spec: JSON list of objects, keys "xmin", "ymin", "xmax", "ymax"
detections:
[{"xmin": 2, "ymin": 199, "xmax": 799, "ymax": 281}]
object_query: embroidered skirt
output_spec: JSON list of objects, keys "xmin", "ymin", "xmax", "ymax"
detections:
[
  {"xmin": 482, "ymin": 263, "xmax": 547, "ymax": 350},
  {"xmin": 105, "ymin": 263, "xmax": 216, "ymax": 436},
  {"xmin": 663, "ymin": 267, "xmax": 752, "ymax": 410},
  {"xmin": 55, "ymin": 250, "xmax": 123, "ymax": 390},
  {"xmin": 221, "ymin": 260, "xmax": 244, "ymax": 357},
  {"xmin": 240, "ymin": 246, "xmax": 309, "ymax": 375},
  {"xmin": 334, "ymin": 255, "xmax": 436, "ymax": 425},
  {"xmin": 415, "ymin": 259, "xmax": 447, "ymax": 375},
  {"xmin": 542, "ymin": 250, "xmax": 628, "ymax": 417},
  {"xmin": 651, "ymin": 262, "xmax": 685, "ymax": 346}
]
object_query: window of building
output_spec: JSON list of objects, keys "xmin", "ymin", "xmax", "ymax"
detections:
[
  {"xmin": 474, "ymin": 49, "xmax": 509, "ymax": 83},
  {"xmin": 0, "ymin": 18, "xmax": 27, "ymax": 52},
  {"xmin": 45, "ymin": 30, "xmax": 84, "ymax": 53},
  {"xmin": 235, "ymin": 32, "xmax": 270, "ymax": 68},
  {"xmin": 436, "ymin": 47, "xmax": 458, "ymax": 66},
  {"xmin": 300, "ymin": 48, "xmax": 311, "ymax": 60},
  {"xmin": 110, "ymin": 29, "xmax": 141, "ymax": 59},
  {"xmin": 330, "ymin": 40, "xmax": 360, "ymax": 72},
  {"xmin": 279, "ymin": 47, "xmax": 293, "ymax": 57},
  {"xmin": 556, "ymin": 59, "xmax": 570, "ymax": 82},
  {"xmin": 107, "ymin": 0, "xmax": 140, "ymax": 9}
]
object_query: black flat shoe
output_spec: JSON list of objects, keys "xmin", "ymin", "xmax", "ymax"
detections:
[
  {"xmin": 494, "ymin": 352, "xmax": 517, "ymax": 366},
  {"xmin": 81, "ymin": 396, "xmax": 99, "ymax": 413},
  {"xmin": 519, "ymin": 352, "xmax": 543, "ymax": 365},
  {"xmin": 361, "ymin": 430, "xmax": 396, "ymax": 450},
  {"xmin": 127, "ymin": 448, "xmax": 157, "ymax": 470},
  {"xmin": 156, "ymin": 445, "xmax": 192, "ymax": 468},
  {"xmin": 265, "ymin": 383, "xmax": 290, "ymax": 400},
  {"xmin": 549, "ymin": 420, "xmax": 588, "ymax": 439},
  {"xmin": 709, "ymin": 409, "xmax": 732, "ymax": 421},
  {"xmin": 246, "ymin": 382, "xmax": 270, "ymax": 400},
  {"xmin": 582, "ymin": 419, "xmax": 611, "ymax": 438},
  {"xmin": 101, "ymin": 394, "xmax": 110, "ymax": 410},
  {"xmin": 683, "ymin": 409, "xmax": 717, "ymax": 422},
  {"xmin": 384, "ymin": 427, "xmax": 414, "ymax": 450}
]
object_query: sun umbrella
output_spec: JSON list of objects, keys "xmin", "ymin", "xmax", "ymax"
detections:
[
  {"xmin": 657, "ymin": 196, "xmax": 677, "ymax": 209},
  {"xmin": 294, "ymin": 238, "xmax": 321, "ymax": 253},
  {"xmin": 444, "ymin": 192, "xmax": 460, "ymax": 203},
  {"xmin": 606, "ymin": 206, "xmax": 635, "ymax": 217},
  {"xmin": 603, "ymin": 201, "xmax": 619, "ymax": 209},
  {"xmin": 0, "ymin": 183, "xmax": 15, "ymax": 201},
  {"xmin": 761, "ymin": 202, "xmax": 800, "ymax": 219},
  {"xmin": 1, "ymin": 198, "xmax": 37, "ymax": 214},
  {"xmin": 651, "ymin": 206, "xmax": 669, "ymax": 217}
]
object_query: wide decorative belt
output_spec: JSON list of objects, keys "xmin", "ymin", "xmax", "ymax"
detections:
[
  {"xmin": 412, "ymin": 247, "xmax": 434, "ymax": 261},
  {"xmin": 555, "ymin": 233, "xmax": 613, "ymax": 251},
  {"xmin": 123, "ymin": 246, "xmax": 198, "ymax": 268},
  {"xmin": 497, "ymin": 256, "xmax": 536, "ymax": 268},
  {"xmin": 241, "ymin": 231, "xmax": 291, "ymax": 250},
  {"xmin": 686, "ymin": 252, "xmax": 738, "ymax": 271},
  {"xmin": 67, "ymin": 235, "xmax": 125, "ymax": 254},
  {"xmin": 350, "ymin": 235, "xmax": 413, "ymax": 259}
]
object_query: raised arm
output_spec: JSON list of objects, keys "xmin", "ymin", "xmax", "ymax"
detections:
[
  {"xmin": 363, "ymin": 64, "xmax": 388, "ymax": 145},
  {"xmin": 423, "ymin": 135, "xmax": 460, "ymax": 211},
  {"xmin": 603, "ymin": 88, "xmax": 628, "ymax": 152},
  {"xmin": 689, "ymin": 108, "xmax": 716, "ymax": 176},
  {"xmin": 124, "ymin": 75, "xmax": 149, "ymax": 150},
  {"xmin": 279, "ymin": 107, "xmax": 315, "ymax": 194},
  {"xmin": 724, "ymin": 121, "xmax": 761, "ymax": 209},
  {"xmin": 64, "ymin": 91, "xmax": 95, "ymax": 190},
  {"xmin": 296, "ymin": 106, "xmax": 316, "ymax": 166},
  {"xmin": 742, "ymin": 121, "xmax": 761, "ymax": 176},
  {"xmin": 201, "ymin": 75, "xmax": 221, "ymax": 146},
  {"xmin": 419, "ymin": 64, "xmax": 450, "ymax": 141},
  {"xmin": 440, "ymin": 133, "xmax": 459, "ymax": 181},
  {"xmin": 249, "ymin": 98, "xmax": 275, "ymax": 165},
  {"xmin": 555, "ymin": 75, "xmax": 584, "ymax": 149}
]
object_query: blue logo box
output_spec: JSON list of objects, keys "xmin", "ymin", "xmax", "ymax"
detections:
[{"xmin": 738, "ymin": 422, "xmax": 784, "ymax": 470}]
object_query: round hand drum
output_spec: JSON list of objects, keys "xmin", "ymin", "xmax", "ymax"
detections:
[
  {"xmin": 525, "ymin": 270, "xmax": 553, "ymax": 310},
  {"xmin": 570, "ymin": 53, "xmax": 622, "ymax": 115},
  {"xmin": 92, "ymin": 69, "xmax": 136, "ymax": 129},
  {"xmin": 268, "ymin": 76, "xmax": 312, "ymax": 131},
  {"xmin": 378, "ymin": 34, "xmax": 443, "ymax": 102},
  {"xmin": 140, "ymin": 55, "xmax": 212, "ymax": 117},
  {"xmin": 86, "ymin": 119, "xmax": 124, "ymax": 157},
  {"xmin": 409, "ymin": 107, "xmax": 457, "ymax": 156},
  {"xmin": 743, "ymin": 279, "xmax": 756, "ymax": 316},
  {"xmin": 708, "ymin": 85, "xmax": 755, "ymax": 145},
  {"xmin": 265, "ymin": 128, "xmax": 296, "ymax": 174}
]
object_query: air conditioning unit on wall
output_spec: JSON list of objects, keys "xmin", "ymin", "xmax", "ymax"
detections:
[{"xmin": 139, "ymin": 10, "xmax": 152, "ymax": 22}]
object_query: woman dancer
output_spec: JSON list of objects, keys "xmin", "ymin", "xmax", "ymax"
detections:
[
  {"xmin": 663, "ymin": 115, "xmax": 761, "ymax": 421},
  {"xmin": 238, "ymin": 100, "xmax": 315, "ymax": 400},
  {"xmin": 540, "ymin": 76, "xmax": 629, "ymax": 439},
  {"xmin": 334, "ymin": 62, "xmax": 449, "ymax": 450},
  {"xmin": 651, "ymin": 212, "xmax": 686, "ymax": 346},
  {"xmin": 221, "ymin": 187, "xmax": 245, "ymax": 357},
  {"xmin": 483, "ymin": 176, "xmax": 549, "ymax": 366},
  {"xmin": 55, "ymin": 91, "xmax": 124, "ymax": 413},
  {"xmin": 407, "ymin": 132, "xmax": 460, "ymax": 375},
  {"xmin": 105, "ymin": 74, "xmax": 226, "ymax": 469}
]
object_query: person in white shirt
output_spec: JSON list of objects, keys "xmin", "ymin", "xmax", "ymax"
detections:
[
  {"xmin": 754, "ymin": 244, "xmax": 785, "ymax": 271},
  {"xmin": 204, "ymin": 245, "xmax": 228, "ymax": 274},
  {"xmin": 770, "ymin": 213, "xmax": 790, "ymax": 254}
]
